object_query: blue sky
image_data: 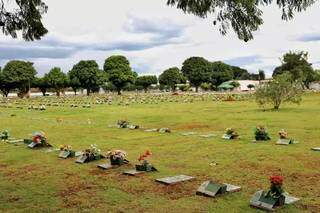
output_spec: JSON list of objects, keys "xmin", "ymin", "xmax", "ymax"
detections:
[{"xmin": 0, "ymin": 0, "xmax": 320, "ymax": 77}]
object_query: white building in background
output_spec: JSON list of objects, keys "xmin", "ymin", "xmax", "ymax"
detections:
[
  {"xmin": 233, "ymin": 80, "xmax": 260, "ymax": 91},
  {"xmin": 310, "ymin": 82, "xmax": 320, "ymax": 91}
]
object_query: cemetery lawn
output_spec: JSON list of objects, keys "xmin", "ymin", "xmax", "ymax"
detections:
[{"xmin": 0, "ymin": 93, "xmax": 319, "ymax": 213}]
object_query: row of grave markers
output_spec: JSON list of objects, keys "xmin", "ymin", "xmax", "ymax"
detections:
[{"xmin": 1, "ymin": 129, "xmax": 314, "ymax": 211}]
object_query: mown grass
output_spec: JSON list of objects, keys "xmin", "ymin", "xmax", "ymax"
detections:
[{"xmin": 0, "ymin": 93, "xmax": 319, "ymax": 212}]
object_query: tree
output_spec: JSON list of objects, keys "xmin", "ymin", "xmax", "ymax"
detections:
[
  {"xmin": 159, "ymin": 67, "xmax": 185, "ymax": 92},
  {"xmin": 247, "ymin": 84, "xmax": 255, "ymax": 90},
  {"xmin": 181, "ymin": 57, "xmax": 211, "ymax": 92},
  {"xmin": 230, "ymin": 81, "xmax": 240, "ymax": 88},
  {"xmin": 0, "ymin": 68, "xmax": 11, "ymax": 97},
  {"xmin": 135, "ymin": 75, "xmax": 158, "ymax": 92},
  {"xmin": 209, "ymin": 61, "xmax": 233, "ymax": 88},
  {"xmin": 44, "ymin": 67, "xmax": 67, "ymax": 96},
  {"xmin": 200, "ymin": 82, "xmax": 212, "ymax": 91},
  {"xmin": 0, "ymin": 0, "xmax": 48, "ymax": 41},
  {"xmin": 103, "ymin": 55, "xmax": 136, "ymax": 95},
  {"xmin": 273, "ymin": 51, "xmax": 317, "ymax": 89},
  {"xmin": 67, "ymin": 69, "xmax": 81, "ymax": 95},
  {"xmin": 70, "ymin": 60, "xmax": 104, "ymax": 96},
  {"xmin": 255, "ymin": 73, "xmax": 302, "ymax": 110},
  {"xmin": 32, "ymin": 77, "xmax": 49, "ymax": 96},
  {"xmin": 2, "ymin": 60, "xmax": 36, "ymax": 98},
  {"xmin": 167, "ymin": 0, "xmax": 315, "ymax": 41},
  {"xmin": 258, "ymin": 70, "xmax": 266, "ymax": 80}
]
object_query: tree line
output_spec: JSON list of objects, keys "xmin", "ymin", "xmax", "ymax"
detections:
[{"xmin": 0, "ymin": 52, "xmax": 319, "ymax": 98}]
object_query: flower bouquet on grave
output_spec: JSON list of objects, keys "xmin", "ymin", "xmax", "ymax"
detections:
[
  {"xmin": 260, "ymin": 176, "xmax": 286, "ymax": 208},
  {"xmin": 0, "ymin": 130, "xmax": 10, "ymax": 141},
  {"xmin": 106, "ymin": 150, "xmax": 129, "ymax": 166},
  {"xmin": 277, "ymin": 129, "xmax": 295, "ymax": 145},
  {"xmin": 59, "ymin": 144, "xmax": 76, "ymax": 159},
  {"xmin": 76, "ymin": 144, "xmax": 104, "ymax": 163},
  {"xmin": 117, "ymin": 120, "xmax": 130, "ymax": 128},
  {"xmin": 222, "ymin": 128, "xmax": 239, "ymax": 140},
  {"xmin": 254, "ymin": 126, "xmax": 271, "ymax": 141},
  {"xmin": 135, "ymin": 150, "xmax": 157, "ymax": 172},
  {"xmin": 26, "ymin": 131, "xmax": 52, "ymax": 148}
]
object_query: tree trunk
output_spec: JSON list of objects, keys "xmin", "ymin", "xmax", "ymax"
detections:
[
  {"xmin": 117, "ymin": 89, "xmax": 122, "ymax": 95},
  {"xmin": 86, "ymin": 89, "xmax": 90, "ymax": 96},
  {"xmin": 195, "ymin": 86, "xmax": 199, "ymax": 93},
  {"xmin": 56, "ymin": 91, "xmax": 60, "ymax": 97},
  {"xmin": 144, "ymin": 88, "xmax": 148, "ymax": 93}
]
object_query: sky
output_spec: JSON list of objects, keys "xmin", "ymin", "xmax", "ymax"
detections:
[{"xmin": 0, "ymin": 0, "xmax": 320, "ymax": 77}]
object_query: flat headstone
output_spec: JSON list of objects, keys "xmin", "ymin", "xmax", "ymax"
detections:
[
  {"xmin": 197, "ymin": 181, "xmax": 227, "ymax": 197},
  {"xmin": 123, "ymin": 169, "xmax": 145, "ymax": 176},
  {"xmin": 28, "ymin": 142, "xmax": 38, "ymax": 148},
  {"xmin": 156, "ymin": 175, "xmax": 195, "ymax": 185},
  {"xmin": 97, "ymin": 163, "xmax": 113, "ymax": 170},
  {"xmin": 181, "ymin": 132, "xmax": 197, "ymax": 136},
  {"xmin": 7, "ymin": 139, "xmax": 23, "ymax": 144},
  {"xmin": 311, "ymin": 147, "xmax": 320, "ymax": 151},
  {"xmin": 284, "ymin": 194, "xmax": 300, "ymax": 204},
  {"xmin": 222, "ymin": 134, "xmax": 232, "ymax": 140},
  {"xmin": 199, "ymin": 134, "xmax": 216, "ymax": 138},
  {"xmin": 224, "ymin": 183, "xmax": 241, "ymax": 192},
  {"xmin": 250, "ymin": 190, "xmax": 275, "ymax": 211},
  {"xmin": 76, "ymin": 155, "xmax": 88, "ymax": 164},
  {"xmin": 276, "ymin": 139, "xmax": 297, "ymax": 145},
  {"xmin": 144, "ymin": 129, "xmax": 157, "ymax": 132},
  {"xmin": 59, "ymin": 151, "xmax": 70, "ymax": 159},
  {"xmin": 75, "ymin": 151, "xmax": 84, "ymax": 157}
]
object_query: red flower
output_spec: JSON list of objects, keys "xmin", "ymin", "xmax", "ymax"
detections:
[
  {"xmin": 269, "ymin": 175, "xmax": 284, "ymax": 185},
  {"xmin": 138, "ymin": 155, "xmax": 144, "ymax": 161},
  {"xmin": 145, "ymin": 150, "xmax": 152, "ymax": 156}
]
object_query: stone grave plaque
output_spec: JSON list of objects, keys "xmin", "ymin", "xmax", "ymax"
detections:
[
  {"xmin": 284, "ymin": 194, "xmax": 300, "ymax": 204},
  {"xmin": 156, "ymin": 175, "xmax": 195, "ymax": 185},
  {"xmin": 97, "ymin": 163, "xmax": 113, "ymax": 170},
  {"xmin": 224, "ymin": 183, "xmax": 241, "ymax": 192},
  {"xmin": 276, "ymin": 139, "xmax": 295, "ymax": 145},
  {"xmin": 123, "ymin": 169, "xmax": 145, "ymax": 176},
  {"xmin": 28, "ymin": 142, "xmax": 38, "ymax": 148},
  {"xmin": 250, "ymin": 190, "xmax": 275, "ymax": 211},
  {"xmin": 75, "ymin": 151, "xmax": 83, "ymax": 157},
  {"xmin": 59, "ymin": 151, "xmax": 70, "ymax": 159},
  {"xmin": 7, "ymin": 139, "xmax": 23, "ymax": 144},
  {"xmin": 181, "ymin": 132, "xmax": 197, "ymax": 136},
  {"xmin": 144, "ymin": 129, "xmax": 157, "ymax": 132},
  {"xmin": 311, "ymin": 147, "xmax": 320, "ymax": 151},
  {"xmin": 76, "ymin": 155, "xmax": 88, "ymax": 164},
  {"xmin": 222, "ymin": 134, "xmax": 232, "ymax": 140},
  {"xmin": 199, "ymin": 134, "xmax": 216, "ymax": 138},
  {"xmin": 196, "ymin": 181, "xmax": 227, "ymax": 197}
]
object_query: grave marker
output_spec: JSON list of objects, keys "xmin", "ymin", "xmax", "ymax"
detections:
[{"xmin": 156, "ymin": 175, "xmax": 195, "ymax": 185}]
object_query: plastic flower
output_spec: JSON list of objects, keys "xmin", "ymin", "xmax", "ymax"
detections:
[
  {"xmin": 278, "ymin": 129, "xmax": 288, "ymax": 139},
  {"xmin": 269, "ymin": 175, "xmax": 284, "ymax": 185}
]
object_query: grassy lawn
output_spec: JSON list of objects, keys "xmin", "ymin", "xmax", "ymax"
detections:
[{"xmin": 0, "ymin": 93, "xmax": 319, "ymax": 212}]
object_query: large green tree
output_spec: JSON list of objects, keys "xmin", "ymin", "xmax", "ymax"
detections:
[
  {"xmin": 44, "ymin": 67, "xmax": 68, "ymax": 96},
  {"xmin": 0, "ymin": 0, "xmax": 48, "ymax": 41},
  {"xmin": 135, "ymin": 75, "xmax": 158, "ymax": 92},
  {"xmin": 159, "ymin": 67, "xmax": 185, "ymax": 92},
  {"xmin": 32, "ymin": 77, "xmax": 50, "ymax": 96},
  {"xmin": 273, "ymin": 51, "xmax": 317, "ymax": 89},
  {"xmin": 181, "ymin": 57, "xmax": 211, "ymax": 92},
  {"xmin": 70, "ymin": 60, "xmax": 104, "ymax": 96},
  {"xmin": 209, "ymin": 61, "xmax": 233, "ymax": 87},
  {"xmin": 67, "ymin": 69, "xmax": 82, "ymax": 95},
  {"xmin": 167, "ymin": 0, "xmax": 316, "ymax": 41},
  {"xmin": 103, "ymin": 55, "xmax": 136, "ymax": 95},
  {"xmin": 0, "ymin": 68, "xmax": 12, "ymax": 97},
  {"xmin": 2, "ymin": 60, "xmax": 37, "ymax": 98}
]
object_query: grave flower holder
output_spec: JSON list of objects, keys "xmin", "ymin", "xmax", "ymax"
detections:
[
  {"xmin": 117, "ymin": 120, "xmax": 129, "ymax": 128},
  {"xmin": 76, "ymin": 145, "xmax": 104, "ymax": 164},
  {"xmin": 135, "ymin": 150, "xmax": 157, "ymax": 172},
  {"xmin": 59, "ymin": 145, "xmax": 76, "ymax": 159},
  {"xmin": 254, "ymin": 126, "xmax": 271, "ymax": 141},
  {"xmin": 276, "ymin": 129, "xmax": 296, "ymax": 145},
  {"xmin": 98, "ymin": 150, "xmax": 129, "ymax": 169},
  {"xmin": 27, "ymin": 132, "xmax": 52, "ymax": 149},
  {"xmin": 0, "ymin": 130, "xmax": 10, "ymax": 141},
  {"xmin": 197, "ymin": 181, "xmax": 241, "ymax": 198},
  {"xmin": 250, "ymin": 176, "xmax": 299, "ymax": 211},
  {"xmin": 222, "ymin": 128, "xmax": 239, "ymax": 140}
]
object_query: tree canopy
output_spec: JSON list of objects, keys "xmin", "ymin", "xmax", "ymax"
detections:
[
  {"xmin": 273, "ymin": 51, "xmax": 317, "ymax": 88},
  {"xmin": 135, "ymin": 75, "xmax": 158, "ymax": 92},
  {"xmin": 167, "ymin": 0, "xmax": 316, "ymax": 41},
  {"xmin": 44, "ymin": 67, "xmax": 68, "ymax": 96},
  {"xmin": 103, "ymin": 55, "xmax": 136, "ymax": 95},
  {"xmin": 181, "ymin": 57, "xmax": 211, "ymax": 92},
  {"xmin": 70, "ymin": 60, "xmax": 104, "ymax": 96},
  {"xmin": 2, "ymin": 60, "xmax": 36, "ymax": 97},
  {"xmin": 159, "ymin": 67, "xmax": 185, "ymax": 91}
]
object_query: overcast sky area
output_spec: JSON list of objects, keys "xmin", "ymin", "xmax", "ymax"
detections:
[{"xmin": 0, "ymin": 0, "xmax": 320, "ymax": 77}]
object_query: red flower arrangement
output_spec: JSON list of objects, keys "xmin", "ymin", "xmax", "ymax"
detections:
[
  {"xmin": 269, "ymin": 175, "xmax": 284, "ymax": 185},
  {"xmin": 138, "ymin": 150, "xmax": 152, "ymax": 161}
]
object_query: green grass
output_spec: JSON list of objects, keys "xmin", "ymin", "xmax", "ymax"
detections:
[{"xmin": 0, "ymin": 93, "xmax": 319, "ymax": 212}]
